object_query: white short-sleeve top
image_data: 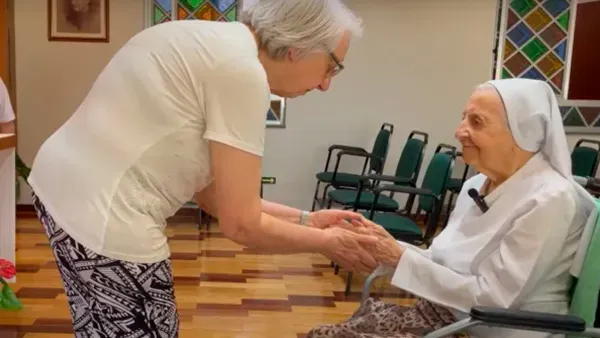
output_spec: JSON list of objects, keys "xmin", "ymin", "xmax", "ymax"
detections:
[{"xmin": 28, "ymin": 20, "xmax": 270, "ymax": 263}]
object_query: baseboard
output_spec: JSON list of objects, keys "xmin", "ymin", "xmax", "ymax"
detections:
[{"xmin": 16, "ymin": 204, "xmax": 36, "ymax": 219}]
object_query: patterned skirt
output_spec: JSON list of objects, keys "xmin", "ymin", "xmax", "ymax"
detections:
[
  {"xmin": 32, "ymin": 193, "xmax": 180, "ymax": 338},
  {"xmin": 307, "ymin": 297, "xmax": 465, "ymax": 338}
]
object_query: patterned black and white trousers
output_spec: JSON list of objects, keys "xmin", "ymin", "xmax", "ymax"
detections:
[{"xmin": 32, "ymin": 193, "xmax": 180, "ymax": 338}]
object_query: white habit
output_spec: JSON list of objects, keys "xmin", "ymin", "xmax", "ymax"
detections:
[{"xmin": 391, "ymin": 153, "xmax": 589, "ymax": 338}]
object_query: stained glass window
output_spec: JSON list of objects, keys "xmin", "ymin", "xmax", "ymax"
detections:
[
  {"xmin": 151, "ymin": 0, "xmax": 238, "ymax": 25},
  {"xmin": 152, "ymin": 0, "xmax": 172, "ymax": 25},
  {"xmin": 495, "ymin": 0, "xmax": 600, "ymax": 131},
  {"xmin": 498, "ymin": 0, "xmax": 571, "ymax": 94},
  {"xmin": 148, "ymin": 0, "xmax": 286, "ymax": 127}
]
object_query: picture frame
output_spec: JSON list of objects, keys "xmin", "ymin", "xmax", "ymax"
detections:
[
  {"xmin": 266, "ymin": 94, "xmax": 287, "ymax": 128},
  {"xmin": 48, "ymin": 0, "xmax": 109, "ymax": 42}
]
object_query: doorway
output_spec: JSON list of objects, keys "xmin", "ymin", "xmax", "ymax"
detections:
[{"xmin": 0, "ymin": 0, "xmax": 15, "ymax": 111}]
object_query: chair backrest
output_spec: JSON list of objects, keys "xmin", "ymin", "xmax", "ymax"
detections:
[
  {"xmin": 394, "ymin": 131, "xmax": 429, "ymax": 183},
  {"xmin": 572, "ymin": 147, "xmax": 599, "ymax": 177},
  {"xmin": 568, "ymin": 198, "xmax": 600, "ymax": 331},
  {"xmin": 571, "ymin": 139, "xmax": 600, "ymax": 177},
  {"xmin": 418, "ymin": 144, "xmax": 456, "ymax": 213},
  {"xmin": 369, "ymin": 123, "xmax": 394, "ymax": 173}
]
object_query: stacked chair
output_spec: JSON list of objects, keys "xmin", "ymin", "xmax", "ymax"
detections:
[
  {"xmin": 325, "ymin": 130, "xmax": 429, "ymax": 214},
  {"xmin": 572, "ymin": 139, "xmax": 600, "ymax": 178},
  {"xmin": 571, "ymin": 139, "xmax": 600, "ymax": 197},
  {"xmin": 311, "ymin": 123, "xmax": 395, "ymax": 211},
  {"xmin": 339, "ymin": 143, "xmax": 457, "ymax": 294}
]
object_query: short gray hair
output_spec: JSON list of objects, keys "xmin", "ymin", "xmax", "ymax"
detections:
[{"xmin": 240, "ymin": 0, "xmax": 363, "ymax": 60}]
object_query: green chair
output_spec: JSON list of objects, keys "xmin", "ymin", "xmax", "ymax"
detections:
[
  {"xmin": 361, "ymin": 143, "xmax": 456, "ymax": 248},
  {"xmin": 325, "ymin": 130, "xmax": 428, "ymax": 213},
  {"xmin": 583, "ymin": 177, "xmax": 600, "ymax": 198},
  {"xmin": 361, "ymin": 198, "xmax": 600, "ymax": 338},
  {"xmin": 341, "ymin": 144, "xmax": 456, "ymax": 294},
  {"xmin": 311, "ymin": 123, "xmax": 394, "ymax": 211},
  {"xmin": 572, "ymin": 139, "xmax": 600, "ymax": 178}
]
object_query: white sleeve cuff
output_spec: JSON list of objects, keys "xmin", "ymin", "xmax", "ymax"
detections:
[{"xmin": 391, "ymin": 247, "xmax": 426, "ymax": 291}]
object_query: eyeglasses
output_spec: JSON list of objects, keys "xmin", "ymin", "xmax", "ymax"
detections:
[{"xmin": 328, "ymin": 52, "xmax": 345, "ymax": 77}]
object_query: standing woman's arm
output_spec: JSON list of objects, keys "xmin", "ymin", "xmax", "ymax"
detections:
[
  {"xmin": 261, "ymin": 200, "xmax": 306, "ymax": 224},
  {"xmin": 206, "ymin": 139, "xmax": 377, "ymax": 275},
  {"xmin": 195, "ymin": 184, "xmax": 309, "ymax": 225},
  {"xmin": 194, "ymin": 57, "xmax": 377, "ymax": 272}
]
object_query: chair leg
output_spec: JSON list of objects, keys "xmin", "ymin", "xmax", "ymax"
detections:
[
  {"xmin": 320, "ymin": 183, "xmax": 332, "ymax": 209},
  {"xmin": 345, "ymin": 272, "xmax": 353, "ymax": 295},
  {"xmin": 334, "ymin": 264, "xmax": 340, "ymax": 275},
  {"xmin": 311, "ymin": 181, "xmax": 322, "ymax": 211},
  {"xmin": 197, "ymin": 208, "xmax": 203, "ymax": 230},
  {"xmin": 204, "ymin": 215, "xmax": 212, "ymax": 231},
  {"xmin": 404, "ymin": 193, "xmax": 416, "ymax": 214}
]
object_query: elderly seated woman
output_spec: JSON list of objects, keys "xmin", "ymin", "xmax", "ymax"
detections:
[{"xmin": 308, "ymin": 78, "xmax": 597, "ymax": 338}]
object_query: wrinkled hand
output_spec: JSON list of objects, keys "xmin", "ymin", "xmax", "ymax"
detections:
[
  {"xmin": 320, "ymin": 227, "xmax": 379, "ymax": 273},
  {"xmin": 328, "ymin": 216, "xmax": 392, "ymax": 240},
  {"xmin": 308, "ymin": 209, "xmax": 364, "ymax": 229},
  {"xmin": 333, "ymin": 217, "xmax": 404, "ymax": 268},
  {"xmin": 362, "ymin": 236, "xmax": 404, "ymax": 268}
]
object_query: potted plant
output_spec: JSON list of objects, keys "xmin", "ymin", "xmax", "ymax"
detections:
[
  {"xmin": 0, "ymin": 258, "xmax": 22, "ymax": 310},
  {"xmin": 15, "ymin": 153, "xmax": 31, "ymax": 200},
  {"xmin": 0, "ymin": 153, "xmax": 31, "ymax": 311}
]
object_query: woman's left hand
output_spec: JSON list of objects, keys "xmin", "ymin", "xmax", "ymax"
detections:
[
  {"xmin": 361, "ymin": 236, "xmax": 405, "ymax": 268},
  {"xmin": 308, "ymin": 209, "xmax": 364, "ymax": 230},
  {"xmin": 322, "ymin": 216, "xmax": 405, "ymax": 267},
  {"xmin": 345, "ymin": 218, "xmax": 405, "ymax": 267}
]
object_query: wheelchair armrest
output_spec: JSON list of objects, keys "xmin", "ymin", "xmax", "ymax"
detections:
[
  {"xmin": 361, "ymin": 266, "xmax": 395, "ymax": 303},
  {"xmin": 373, "ymin": 184, "xmax": 436, "ymax": 199},
  {"xmin": 469, "ymin": 306, "xmax": 586, "ymax": 333},
  {"xmin": 365, "ymin": 174, "xmax": 412, "ymax": 185},
  {"xmin": 585, "ymin": 177, "xmax": 600, "ymax": 191},
  {"xmin": 328, "ymin": 144, "xmax": 367, "ymax": 153},
  {"xmin": 573, "ymin": 175, "xmax": 589, "ymax": 187}
]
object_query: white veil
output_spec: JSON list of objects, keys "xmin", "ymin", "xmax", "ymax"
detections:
[{"xmin": 486, "ymin": 78, "xmax": 597, "ymax": 277}]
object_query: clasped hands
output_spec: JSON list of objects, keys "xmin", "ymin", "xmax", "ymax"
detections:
[{"xmin": 308, "ymin": 209, "xmax": 405, "ymax": 273}]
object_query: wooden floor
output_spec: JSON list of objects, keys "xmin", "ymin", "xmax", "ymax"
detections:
[{"xmin": 0, "ymin": 217, "xmax": 415, "ymax": 338}]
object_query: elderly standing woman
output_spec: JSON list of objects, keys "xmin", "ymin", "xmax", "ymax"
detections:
[
  {"xmin": 308, "ymin": 78, "xmax": 598, "ymax": 338},
  {"xmin": 26, "ymin": 1, "xmax": 379, "ymax": 337}
]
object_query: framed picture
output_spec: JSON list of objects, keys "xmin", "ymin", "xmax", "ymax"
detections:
[
  {"xmin": 266, "ymin": 94, "xmax": 286, "ymax": 128},
  {"xmin": 48, "ymin": 0, "xmax": 109, "ymax": 42}
]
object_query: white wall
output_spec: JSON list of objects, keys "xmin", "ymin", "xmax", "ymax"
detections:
[
  {"xmin": 14, "ymin": 1, "xmax": 145, "ymax": 203},
  {"xmin": 261, "ymin": 0, "xmax": 499, "ymax": 209},
  {"xmin": 16, "ymin": 0, "xmax": 590, "ymax": 209}
]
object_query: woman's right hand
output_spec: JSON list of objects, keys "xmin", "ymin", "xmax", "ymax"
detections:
[
  {"xmin": 351, "ymin": 218, "xmax": 395, "ymax": 240},
  {"xmin": 330, "ymin": 216, "xmax": 394, "ymax": 241},
  {"xmin": 320, "ymin": 227, "xmax": 379, "ymax": 273},
  {"xmin": 329, "ymin": 218, "xmax": 404, "ymax": 268}
]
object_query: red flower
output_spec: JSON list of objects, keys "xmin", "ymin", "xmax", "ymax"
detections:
[{"xmin": 0, "ymin": 258, "xmax": 16, "ymax": 279}]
